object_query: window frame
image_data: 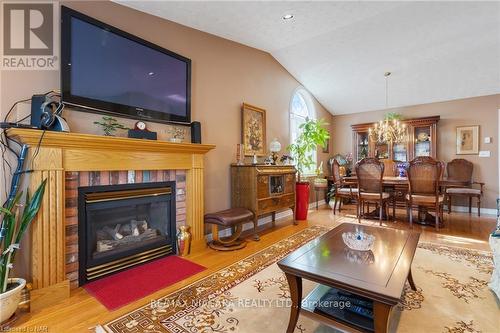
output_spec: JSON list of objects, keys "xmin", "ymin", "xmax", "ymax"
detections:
[{"xmin": 289, "ymin": 87, "xmax": 317, "ymax": 176}]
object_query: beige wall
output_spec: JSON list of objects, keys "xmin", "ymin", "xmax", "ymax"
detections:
[
  {"xmin": 0, "ymin": 1, "xmax": 333, "ymax": 210},
  {"xmin": 331, "ymin": 94, "xmax": 500, "ymax": 209}
]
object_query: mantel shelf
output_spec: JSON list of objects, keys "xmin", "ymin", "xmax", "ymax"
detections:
[{"xmin": 7, "ymin": 128, "xmax": 215, "ymax": 154}]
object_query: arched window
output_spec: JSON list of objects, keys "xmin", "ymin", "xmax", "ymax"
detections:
[{"xmin": 290, "ymin": 88, "xmax": 316, "ymax": 175}]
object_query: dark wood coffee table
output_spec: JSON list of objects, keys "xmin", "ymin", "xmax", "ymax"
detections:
[{"xmin": 277, "ymin": 223, "xmax": 420, "ymax": 333}]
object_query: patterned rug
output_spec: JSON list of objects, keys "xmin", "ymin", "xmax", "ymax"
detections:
[{"xmin": 101, "ymin": 223, "xmax": 497, "ymax": 333}]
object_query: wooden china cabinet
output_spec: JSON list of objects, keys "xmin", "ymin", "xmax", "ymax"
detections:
[{"xmin": 352, "ymin": 116, "xmax": 440, "ymax": 163}]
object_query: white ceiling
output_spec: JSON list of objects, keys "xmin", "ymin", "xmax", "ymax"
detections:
[{"xmin": 117, "ymin": 1, "xmax": 500, "ymax": 115}]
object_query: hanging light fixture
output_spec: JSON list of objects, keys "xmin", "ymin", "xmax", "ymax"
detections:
[{"xmin": 369, "ymin": 72, "xmax": 407, "ymax": 143}]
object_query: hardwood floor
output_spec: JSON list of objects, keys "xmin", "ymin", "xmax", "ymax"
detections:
[{"xmin": 13, "ymin": 203, "xmax": 496, "ymax": 332}]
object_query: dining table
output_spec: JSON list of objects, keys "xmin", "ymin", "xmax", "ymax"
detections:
[{"xmin": 336, "ymin": 175, "xmax": 468, "ymax": 225}]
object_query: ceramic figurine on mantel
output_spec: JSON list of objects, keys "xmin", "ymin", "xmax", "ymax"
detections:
[{"xmin": 252, "ymin": 154, "xmax": 258, "ymax": 165}]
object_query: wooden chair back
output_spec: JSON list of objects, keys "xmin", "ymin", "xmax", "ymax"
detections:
[
  {"xmin": 330, "ymin": 158, "xmax": 341, "ymax": 184},
  {"xmin": 355, "ymin": 158, "xmax": 384, "ymax": 193},
  {"xmin": 438, "ymin": 161, "xmax": 446, "ymax": 180},
  {"xmin": 407, "ymin": 157, "xmax": 441, "ymax": 196},
  {"xmin": 447, "ymin": 159, "xmax": 473, "ymax": 184},
  {"xmin": 381, "ymin": 159, "xmax": 401, "ymax": 177}
]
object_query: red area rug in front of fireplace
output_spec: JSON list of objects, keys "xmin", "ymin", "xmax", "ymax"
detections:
[{"xmin": 84, "ymin": 256, "xmax": 206, "ymax": 310}]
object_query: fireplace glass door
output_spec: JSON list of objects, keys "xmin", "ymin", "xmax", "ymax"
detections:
[{"xmin": 79, "ymin": 182, "xmax": 176, "ymax": 284}]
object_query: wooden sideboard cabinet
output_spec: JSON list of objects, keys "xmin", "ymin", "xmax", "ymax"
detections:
[{"xmin": 231, "ymin": 164, "xmax": 297, "ymax": 238}]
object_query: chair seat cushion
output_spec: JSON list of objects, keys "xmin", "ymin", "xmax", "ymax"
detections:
[
  {"xmin": 446, "ymin": 187, "xmax": 481, "ymax": 195},
  {"xmin": 338, "ymin": 188, "xmax": 358, "ymax": 194},
  {"xmin": 359, "ymin": 192, "xmax": 390, "ymax": 200},
  {"xmin": 205, "ymin": 208, "xmax": 254, "ymax": 227},
  {"xmin": 406, "ymin": 194, "xmax": 444, "ymax": 204}
]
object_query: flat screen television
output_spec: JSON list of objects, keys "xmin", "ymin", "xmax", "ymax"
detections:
[{"xmin": 61, "ymin": 6, "xmax": 191, "ymax": 124}]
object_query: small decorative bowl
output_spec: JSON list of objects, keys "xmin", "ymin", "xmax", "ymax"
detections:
[{"xmin": 342, "ymin": 230, "xmax": 375, "ymax": 252}]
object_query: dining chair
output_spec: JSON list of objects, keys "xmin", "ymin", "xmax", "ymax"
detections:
[
  {"xmin": 381, "ymin": 159, "xmax": 398, "ymax": 177},
  {"xmin": 406, "ymin": 156, "xmax": 444, "ymax": 230},
  {"xmin": 444, "ymin": 159, "xmax": 484, "ymax": 216},
  {"xmin": 330, "ymin": 159, "xmax": 358, "ymax": 214},
  {"xmin": 355, "ymin": 158, "xmax": 395, "ymax": 225},
  {"xmin": 438, "ymin": 161, "xmax": 446, "ymax": 180}
]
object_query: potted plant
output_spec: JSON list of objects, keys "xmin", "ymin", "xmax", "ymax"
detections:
[
  {"xmin": 287, "ymin": 118, "xmax": 330, "ymax": 220},
  {"xmin": 0, "ymin": 180, "xmax": 46, "ymax": 324},
  {"xmin": 93, "ymin": 116, "xmax": 128, "ymax": 136}
]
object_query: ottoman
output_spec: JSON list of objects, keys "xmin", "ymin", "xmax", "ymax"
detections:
[{"xmin": 205, "ymin": 208, "xmax": 255, "ymax": 251}]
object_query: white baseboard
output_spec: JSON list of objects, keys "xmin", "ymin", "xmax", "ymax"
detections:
[
  {"xmin": 207, "ymin": 199, "xmax": 327, "ymax": 241},
  {"xmin": 449, "ymin": 205, "xmax": 496, "ymax": 216}
]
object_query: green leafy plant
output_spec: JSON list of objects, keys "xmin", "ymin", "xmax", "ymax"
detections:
[
  {"xmin": 0, "ymin": 179, "xmax": 47, "ymax": 293},
  {"xmin": 384, "ymin": 112, "xmax": 403, "ymax": 121},
  {"xmin": 287, "ymin": 118, "xmax": 330, "ymax": 182},
  {"xmin": 93, "ymin": 116, "xmax": 128, "ymax": 136}
]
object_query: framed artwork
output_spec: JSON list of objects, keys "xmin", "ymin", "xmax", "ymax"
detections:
[
  {"xmin": 242, "ymin": 103, "xmax": 266, "ymax": 156},
  {"xmin": 322, "ymin": 137, "xmax": 330, "ymax": 153},
  {"xmin": 456, "ymin": 125, "xmax": 479, "ymax": 155}
]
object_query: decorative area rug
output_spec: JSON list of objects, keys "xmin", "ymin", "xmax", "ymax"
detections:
[
  {"xmin": 101, "ymin": 224, "xmax": 497, "ymax": 333},
  {"xmin": 85, "ymin": 256, "xmax": 206, "ymax": 310}
]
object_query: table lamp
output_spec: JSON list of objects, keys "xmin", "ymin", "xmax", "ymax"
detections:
[{"xmin": 269, "ymin": 138, "xmax": 281, "ymax": 165}]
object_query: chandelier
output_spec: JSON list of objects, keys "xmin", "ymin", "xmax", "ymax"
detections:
[
  {"xmin": 368, "ymin": 72, "xmax": 407, "ymax": 143},
  {"xmin": 369, "ymin": 118, "xmax": 407, "ymax": 143}
]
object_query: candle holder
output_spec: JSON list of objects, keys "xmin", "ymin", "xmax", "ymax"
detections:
[{"xmin": 236, "ymin": 144, "xmax": 244, "ymax": 165}]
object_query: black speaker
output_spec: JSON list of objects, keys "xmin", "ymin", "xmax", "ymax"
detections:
[
  {"xmin": 191, "ymin": 121, "xmax": 201, "ymax": 144},
  {"xmin": 30, "ymin": 94, "xmax": 46, "ymax": 128}
]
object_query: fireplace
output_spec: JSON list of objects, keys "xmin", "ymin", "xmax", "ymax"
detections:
[{"xmin": 78, "ymin": 182, "xmax": 176, "ymax": 285}]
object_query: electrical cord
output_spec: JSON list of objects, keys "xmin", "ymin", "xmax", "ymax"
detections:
[
  {"xmin": 30, "ymin": 129, "xmax": 46, "ymax": 171},
  {"xmin": 1, "ymin": 90, "xmax": 59, "ymax": 204},
  {"xmin": 3, "ymin": 90, "xmax": 59, "ymax": 123},
  {"xmin": 0, "ymin": 130, "xmax": 14, "ymax": 197}
]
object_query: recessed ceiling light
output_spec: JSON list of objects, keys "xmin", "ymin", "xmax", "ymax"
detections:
[{"xmin": 282, "ymin": 14, "xmax": 294, "ymax": 21}]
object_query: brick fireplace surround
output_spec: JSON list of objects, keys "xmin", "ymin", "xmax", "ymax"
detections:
[
  {"xmin": 7, "ymin": 128, "xmax": 214, "ymax": 307},
  {"xmin": 65, "ymin": 169, "xmax": 187, "ymax": 288}
]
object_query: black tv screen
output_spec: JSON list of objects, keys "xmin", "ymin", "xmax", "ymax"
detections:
[{"xmin": 61, "ymin": 7, "xmax": 191, "ymax": 124}]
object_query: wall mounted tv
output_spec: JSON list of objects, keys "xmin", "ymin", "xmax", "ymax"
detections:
[{"xmin": 61, "ymin": 6, "xmax": 191, "ymax": 124}]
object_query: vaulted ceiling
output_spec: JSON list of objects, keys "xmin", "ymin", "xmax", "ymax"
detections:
[{"xmin": 117, "ymin": 1, "xmax": 500, "ymax": 114}]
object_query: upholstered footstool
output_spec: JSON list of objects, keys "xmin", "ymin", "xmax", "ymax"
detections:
[{"xmin": 205, "ymin": 208, "xmax": 255, "ymax": 251}]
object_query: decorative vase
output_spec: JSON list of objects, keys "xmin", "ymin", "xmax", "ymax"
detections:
[
  {"xmin": 0, "ymin": 278, "xmax": 26, "ymax": 324},
  {"xmin": 176, "ymin": 226, "xmax": 192, "ymax": 257},
  {"xmin": 295, "ymin": 182, "xmax": 310, "ymax": 220},
  {"xmin": 339, "ymin": 166, "xmax": 347, "ymax": 177}
]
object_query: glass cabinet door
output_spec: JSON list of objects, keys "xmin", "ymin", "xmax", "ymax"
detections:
[
  {"xmin": 375, "ymin": 142, "xmax": 389, "ymax": 159},
  {"xmin": 356, "ymin": 132, "xmax": 369, "ymax": 161},
  {"xmin": 414, "ymin": 126, "xmax": 432, "ymax": 157},
  {"xmin": 269, "ymin": 175, "xmax": 284, "ymax": 195},
  {"xmin": 393, "ymin": 143, "xmax": 408, "ymax": 162}
]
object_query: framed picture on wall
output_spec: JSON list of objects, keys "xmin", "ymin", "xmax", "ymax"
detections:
[
  {"xmin": 322, "ymin": 137, "xmax": 330, "ymax": 153},
  {"xmin": 456, "ymin": 125, "xmax": 479, "ymax": 155},
  {"xmin": 241, "ymin": 103, "xmax": 267, "ymax": 156}
]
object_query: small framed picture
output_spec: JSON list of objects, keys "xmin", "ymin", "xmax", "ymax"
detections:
[
  {"xmin": 322, "ymin": 138, "xmax": 330, "ymax": 153},
  {"xmin": 241, "ymin": 103, "xmax": 267, "ymax": 156},
  {"xmin": 456, "ymin": 126, "xmax": 479, "ymax": 155}
]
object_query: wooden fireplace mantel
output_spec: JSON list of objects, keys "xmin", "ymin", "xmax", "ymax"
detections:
[{"xmin": 7, "ymin": 129, "xmax": 215, "ymax": 296}]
